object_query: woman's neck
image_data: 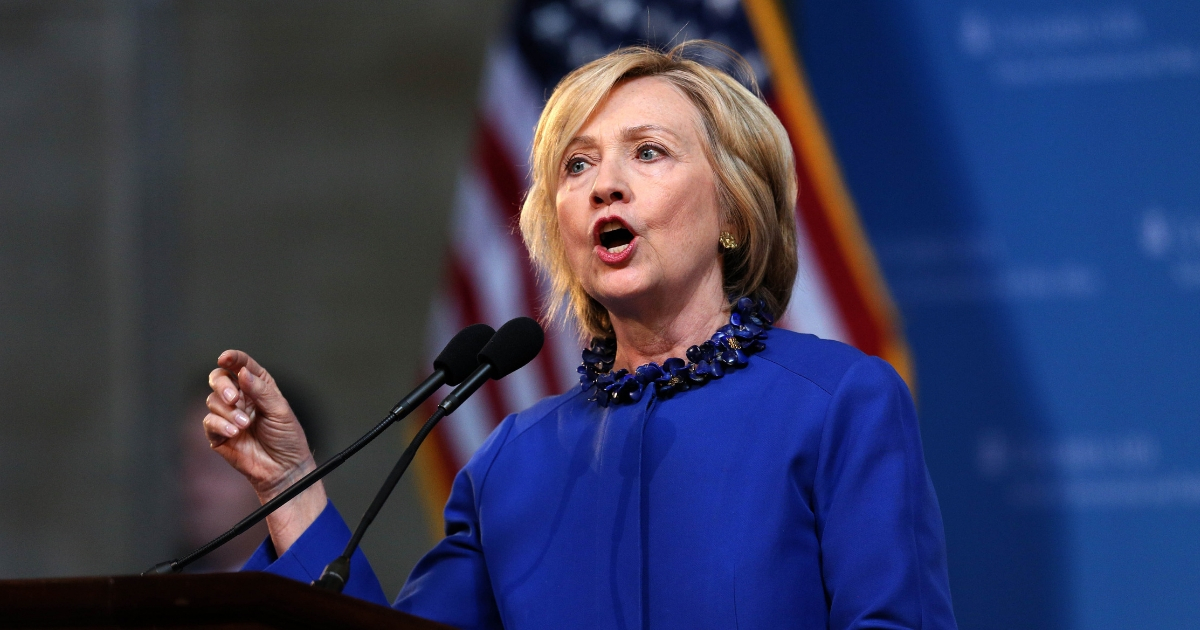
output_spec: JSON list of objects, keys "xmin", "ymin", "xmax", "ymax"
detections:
[{"xmin": 607, "ymin": 282, "xmax": 729, "ymax": 373}]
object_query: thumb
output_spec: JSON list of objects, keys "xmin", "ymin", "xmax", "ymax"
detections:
[{"xmin": 239, "ymin": 367, "xmax": 293, "ymax": 421}]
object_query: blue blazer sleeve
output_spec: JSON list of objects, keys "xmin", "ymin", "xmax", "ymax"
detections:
[
  {"xmin": 240, "ymin": 499, "xmax": 389, "ymax": 607},
  {"xmin": 814, "ymin": 356, "xmax": 957, "ymax": 630},
  {"xmin": 392, "ymin": 417, "xmax": 513, "ymax": 630},
  {"xmin": 240, "ymin": 416, "xmax": 512, "ymax": 629}
]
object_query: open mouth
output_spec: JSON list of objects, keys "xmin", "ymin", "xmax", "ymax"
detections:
[{"xmin": 597, "ymin": 220, "xmax": 635, "ymax": 253}]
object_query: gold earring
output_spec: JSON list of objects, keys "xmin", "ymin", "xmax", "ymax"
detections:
[{"xmin": 719, "ymin": 231, "xmax": 739, "ymax": 250}]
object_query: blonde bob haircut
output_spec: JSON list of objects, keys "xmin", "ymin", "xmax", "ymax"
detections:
[{"xmin": 519, "ymin": 41, "xmax": 799, "ymax": 340}]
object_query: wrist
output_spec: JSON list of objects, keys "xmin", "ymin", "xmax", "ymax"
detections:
[
  {"xmin": 262, "ymin": 473, "xmax": 328, "ymax": 558},
  {"xmin": 254, "ymin": 456, "xmax": 317, "ymax": 503}
]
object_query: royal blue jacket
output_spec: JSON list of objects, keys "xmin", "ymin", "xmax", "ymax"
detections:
[{"xmin": 244, "ymin": 329, "xmax": 957, "ymax": 629}]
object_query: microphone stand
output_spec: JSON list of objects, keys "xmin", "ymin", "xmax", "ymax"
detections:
[
  {"xmin": 312, "ymin": 362, "xmax": 495, "ymax": 591},
  {"xmin": 144, "ymin": 370, "xmax": 449, "ymax": 575}
]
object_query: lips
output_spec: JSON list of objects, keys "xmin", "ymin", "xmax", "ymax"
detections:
[{"xmin": 592, "ymin": 216, "xmax": 638, "ymax": 264}]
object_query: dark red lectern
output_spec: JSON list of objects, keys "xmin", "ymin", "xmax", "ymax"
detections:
[{"xmin": 0, "ymin": 572, "xmax": 451, "ymax": 629}]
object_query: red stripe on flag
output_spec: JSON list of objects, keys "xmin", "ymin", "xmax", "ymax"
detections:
[
  {"xmin": 449, "ymin": 254, "xmax": 511, "ymax": 427},
  {"xmin": 474, "ymin": 119, "xmax": 568, "ymax": 395},
  {"xmin": 475, "ymin": 119, "xmax": 526, "ymax": 220},
  {"xmin": 767, "ymin": 96, "xmax": 885, "ymax": 356}
]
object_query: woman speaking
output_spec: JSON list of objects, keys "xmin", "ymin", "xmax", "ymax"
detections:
[{"xmin": 202, "ymin": 43, "xmax": 957, "ymax": 629}]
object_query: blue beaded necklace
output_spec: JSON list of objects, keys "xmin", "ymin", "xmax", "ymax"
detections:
[{"xmin": 578, "ymin": 297, "xmax": 773, "ymax": 407}]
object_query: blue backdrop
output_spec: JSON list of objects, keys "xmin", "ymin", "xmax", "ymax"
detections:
[{"xmin": 791, "ymin": 1, "xmax": 1200, "ymax": 628}]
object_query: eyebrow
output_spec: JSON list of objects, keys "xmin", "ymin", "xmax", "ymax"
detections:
[
  {"xmin": 619, "ymin": 124, "xmax": 680, "ymax": 141},
  {"xmin": 564, "ymin": 124, "xmax": 681, "ymax": 152},
  {"xmin": 565, "ymin": 134, "xmax": 597, "ymax": 152}
]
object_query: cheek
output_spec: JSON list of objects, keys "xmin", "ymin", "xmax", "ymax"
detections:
[
  {"xmin": 650, "ymin": 173, "xmax": 721, "ymax": 248},
  {"xmin": 555, "ymin": 192, "xmax": 591, "ymax": 259}
]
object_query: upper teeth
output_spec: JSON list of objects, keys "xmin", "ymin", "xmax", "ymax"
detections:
[{"xmin": 600, "ymin": 221, "xmax": 623, "ymax": 233}]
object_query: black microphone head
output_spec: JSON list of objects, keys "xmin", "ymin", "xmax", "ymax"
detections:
[
  {"xmin": 434, "ymin": 323, "xmax": 496, "ymax": 385},
  {"xmin": 478, "ymin": 317, "xmax": 544, "ymax": 379}
]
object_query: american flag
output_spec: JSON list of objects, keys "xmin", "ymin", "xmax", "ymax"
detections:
[{"xmin": 411, "ymin": 0, "xmax": 913, "ymax": 528}]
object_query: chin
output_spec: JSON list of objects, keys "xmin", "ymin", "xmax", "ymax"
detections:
[{"xmin": 588, "ymin": 277, "xmax": 655, "ymax": 311}]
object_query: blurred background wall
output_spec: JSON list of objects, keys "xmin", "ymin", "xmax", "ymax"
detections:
[{"xmin": 0, "ymin": 0, "xmax": 506, "ymax": 595}]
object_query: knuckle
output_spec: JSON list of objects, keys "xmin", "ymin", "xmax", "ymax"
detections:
[
  {"xmin": 208, "ymin": 370, "xmax": 233, "ymax": 390},
  {"xmin": 206, "ymin": 394, "xmax": 228, "ymax": 414},
  {"xmin": 204, "ymin": 413, "xmax": 230, "ymax": 433}
]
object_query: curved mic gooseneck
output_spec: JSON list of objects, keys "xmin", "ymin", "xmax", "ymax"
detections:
[
  {"xmin": 313, "ymin": 316, "xmax": 545, "ymax": 592},
  {"xmin": 144, "ymin": 323, "xmax": 496, "ymax": 575}
]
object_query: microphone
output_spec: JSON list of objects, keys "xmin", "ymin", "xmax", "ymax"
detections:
[
  {"xmin": 144, "ymin": 323, "xmax": 496, "ymax": 575},
  {"xmin": 314, "ymin": 317, "xmax": 544, "ymax": 592}
]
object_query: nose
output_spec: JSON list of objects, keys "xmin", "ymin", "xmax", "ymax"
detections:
[{"xmin": 590, "ymin": 160, "xmax": 631, "ymax": 208}]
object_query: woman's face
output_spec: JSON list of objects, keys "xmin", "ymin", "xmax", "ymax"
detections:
[{"xmin": 556, "ymin": 76, "xmax": 723, "ymax": 320}]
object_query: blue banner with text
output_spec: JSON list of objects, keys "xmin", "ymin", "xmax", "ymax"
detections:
[{"xmin": 791, "ymin": 1, "xmax": 1200, "ymax": 628}]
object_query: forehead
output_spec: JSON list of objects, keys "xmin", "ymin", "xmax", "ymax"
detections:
[{"xmin": 574, "ymin": 75, "xmax": 703, "ymax": 140}]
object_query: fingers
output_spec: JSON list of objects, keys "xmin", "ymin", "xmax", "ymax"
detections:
[
  {"xmin": 203, "ymin": 411, "xmax": 240, "ymax": 447},
  {"xmin": 214, "ymin": 350, "xmax": 293, "ymax": 421},
  {"xmin": 208, "ymin": 368, "xmax": 241, "ymax": 406},
  {"xmin": 237, "ymin": 367, "xmax": 294, "ymax": 421},
  {"xmin": 207, "ymin": 390, "xmax": 253, "ymax": 427},
  {"xmin": 217, "ymin": 350, "xmax": 269, "ymax": 380},
  {"xmin": 205, "ymin": 393, "xmax": 253, "ymax": 453}
]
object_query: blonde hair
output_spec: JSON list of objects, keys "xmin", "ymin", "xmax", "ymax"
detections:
[{"xmin": 519, "ymin": 42, "xmax": 799, "ymax": 339}]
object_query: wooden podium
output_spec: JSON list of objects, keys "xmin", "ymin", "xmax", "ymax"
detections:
[{"xmin": 0, "ymin": 572, "xmax": 451, "ymax": 629}]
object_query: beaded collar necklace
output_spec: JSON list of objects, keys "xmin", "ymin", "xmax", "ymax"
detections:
[{"xmin": 578, "ymin": 297, "xmax": 773, "ymax": 407}]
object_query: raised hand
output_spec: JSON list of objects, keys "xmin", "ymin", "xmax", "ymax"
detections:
[{"xmin": 204, "ymin": 350, "xmax": 326, "ymax": 553}]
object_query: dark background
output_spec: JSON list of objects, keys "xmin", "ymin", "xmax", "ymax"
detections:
[{"xmin": 0, "ymin": 0, "xmax": 506, "ymax": 595}]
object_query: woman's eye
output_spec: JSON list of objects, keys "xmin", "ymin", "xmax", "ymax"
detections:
[
  {"xmin": 567, "ymin": 158, "xmax": 589, "ymax": 174},
  {"xmin": 638, "ymin": 147, "xmax": 660, "ymax": 161}
]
